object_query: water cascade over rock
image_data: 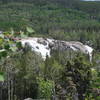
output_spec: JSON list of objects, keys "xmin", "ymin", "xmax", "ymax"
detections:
[{"xmin": 20, "ymin": 37, "xmax": 93, "ymax": 62}]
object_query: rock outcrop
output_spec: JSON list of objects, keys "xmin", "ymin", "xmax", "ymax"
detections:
[
  {"xmin": 20, "ymin": 37, "xmax": 93, "ymax": 61},
  {"xmin": 24, "ymin": 98, "xmax": 33, "ymax": 100}
]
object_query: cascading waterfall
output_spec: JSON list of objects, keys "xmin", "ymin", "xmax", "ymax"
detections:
[{"xmin": 20, "ymin": 37, "xmax": 93, "ymax": 62}]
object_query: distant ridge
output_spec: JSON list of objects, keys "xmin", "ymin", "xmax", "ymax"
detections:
[{"xmin": 82, "ymin": 0, "xmax": 100, "ymax": 1}]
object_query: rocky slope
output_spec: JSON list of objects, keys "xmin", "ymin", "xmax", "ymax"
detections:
[{"xmin": 20, "ymin": 37, "xmax": 93, "ymax": 61}]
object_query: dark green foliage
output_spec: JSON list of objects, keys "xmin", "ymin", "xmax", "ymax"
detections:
[
  {"xmin": 55, "ymin": 56, "xmax": 91, "ymax": 100},
  {"xmin": 16, "ymin": 42, "xmax": 22, "ymax": 49},
  {"xmin": 0, "ymin": 0, "xmax": 100, "ymax": 100},
  {"xmin": 0, "ymin": 49, "xmax": 43, "ymax": 100},
  {"xmin": 38, "ymin": 78, "xmax": 54, "ymax": 99},
  {"xmin": 44, "ymin": 55, "xmax": 63, "ymax": 81},
  {"xmin": 0, "ymin": 1, "xmax": 100, "ymax": 51},
  {"xmin": 0, "ymin": 72, "xmax": 4, "ymax": 81}
]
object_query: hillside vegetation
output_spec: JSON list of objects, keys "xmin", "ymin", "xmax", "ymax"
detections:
[{"xmin": 0, "ymin": 0, "xmax": 100, "ymax": 100}]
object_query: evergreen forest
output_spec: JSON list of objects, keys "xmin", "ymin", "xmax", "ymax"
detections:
[{"xmin": 0, "ymin": 0, "xmax": 100, "ymax": 100}]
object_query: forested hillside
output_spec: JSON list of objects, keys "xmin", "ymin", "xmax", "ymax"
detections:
[{"xmin": 0, "ymin": 0, "xmax": 100, "ymax": 100}]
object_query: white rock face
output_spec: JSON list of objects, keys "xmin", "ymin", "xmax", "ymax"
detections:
[
  {"xmin": 84, "ymin": 45, "xmax": 93, "ymax": 62},
  {"xmin": 20, "ymin": 37, "xmax": 93, "ymax": 61},
  {"xmin": 21, "ymin": 38, "xmax": 53, "ymax": 60},
  {"xmin": 24, "ymin": 98, "xmax": 33, "ymax": 100}
]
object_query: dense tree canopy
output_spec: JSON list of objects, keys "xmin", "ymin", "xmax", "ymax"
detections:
[{"xmin": 0, "ymin": 0, "xmax": 100, "ymax": 100}]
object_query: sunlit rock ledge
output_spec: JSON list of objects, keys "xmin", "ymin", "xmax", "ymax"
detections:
[{"xmin": 20, "ymin": 37, "xmax": 93, "ymax": 62}]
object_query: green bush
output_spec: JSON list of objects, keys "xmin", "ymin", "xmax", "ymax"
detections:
[{"xmin": 38, "ymin": 78, "xmax": 54, "ymax": 99}]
